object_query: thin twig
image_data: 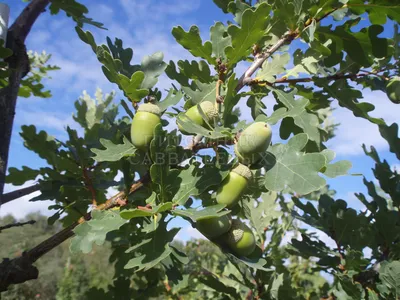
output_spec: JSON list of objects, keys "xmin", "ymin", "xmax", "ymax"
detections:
[{"xmin": 0, "ymin": 220, "xmax": 36, "ymax": 232}]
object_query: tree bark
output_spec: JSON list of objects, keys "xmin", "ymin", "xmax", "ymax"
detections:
[{"xmin": 0, "ymin": 0, "xmax": 50, "ymax": 203}]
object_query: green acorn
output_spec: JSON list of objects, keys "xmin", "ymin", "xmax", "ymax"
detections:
[
  {"xmin": 130, "ymin": 103, "xmax": 161, "ymax": 150},
  {"xmin": 178, "ymin": 101, "xmax": 218, "ymax": 134},
  {"xmin": 235, "ymin": 122, "xmax": 272, "ymax": 165},
  {"xmin": 216, "ymin": 164, "xmax": 252, "ymax": 208},
  {"xmin": 223, "ymin": 219, "xmax": 256, "ymax": 257},
  {"xmin": 386, "ymin": 77, "xmax": 400, "ymax": 104},
  {"xmin": 196, "ymin": 214, "xmax": 232, "ymax": 239}
]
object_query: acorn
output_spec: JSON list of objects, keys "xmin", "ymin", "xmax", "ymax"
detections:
[
  {"xmin": 386, "ymin": 77, "xmax": 400, "ymax": 104},
  {"xmin": 178, "ymin": 101, "xmax": 218, "ymax": 134},
  {"xmin": 130, "ymin": 103, "xmax": 161, "ymax": 150},
  {"xmin": 235, "ymin": 122, "xmax": 272, "ymax": 165},
  {"xmin": 223, "ymin": 219, "xmax": 256, "ymax": 257},
  {"xmin": 196, "ymin": 214, "xmax": 232, "ymax": 239},
  {"xmin": 216, "ymin": 164, "xmax": 252, "ymax": 208}
]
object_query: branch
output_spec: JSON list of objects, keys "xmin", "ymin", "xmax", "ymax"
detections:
[
  {"xmin": 0, "ymin": 0, "xmax": 50, "ymax": 202},
  {"xmin": 8, "ymin": 0, "xmax": 50, "ymax": 43},
  {"xmin": 0, "ymin": 172, "xmax": 150, "ymax": 291},
  {"xmin": 190, "ymin": 138, "xmax": 235, "ymax": 152},
  {"xmin": 251, "ymin": 71, "xmax": 388, "ymax": 86},
  {"xmin": 0, "ymin": 133, "xmax": 239, "ymax": 290},
  {"xmin": 0, "ymin": 220, "xmax": 35, "ymax": 232},
  {"xmin": 1, "ymin": 184, "xmax": 41, "ymax": 205},
  {"xmin": 236, "ymin": 31, "xmax": 297, "ymax": 92}
]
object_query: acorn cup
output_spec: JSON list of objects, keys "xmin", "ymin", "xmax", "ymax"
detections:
[
  {"xmin": 234, "ymin": 122, "xmax": 272, "ymax": 165},
  {"xmin": 195, "ymin": 214, "xmax": 232, "ymax": 239},
  {"xmin": 178, "ymin": 101, "xmax": 219, "ymax": 134},
  {"xmin": 216, "ymin": 164, "xmax": 252, "ymax": 208},
  {"xmin": 386, "ymin": 77, "xmax": 400, "ymax": 104},
  {"xmin": 222, "ymin": 219, "xmax": 256, "ymax": 257},
  {"xmin": 130, "ymin": 103, "xmax": 162, "ymax": 151}
]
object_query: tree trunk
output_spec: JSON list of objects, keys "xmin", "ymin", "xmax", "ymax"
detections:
[{"xmin": 0, "ymin": 0, "xmax": 50, "ymax": 203}]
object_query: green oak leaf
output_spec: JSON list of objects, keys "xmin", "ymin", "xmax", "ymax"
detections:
[
  {"xmin": 157, "ymin": 89, "xmax": 183, "ymax": 113},
  {"xmin": 20, "ymin": 125, "xmax": 59, "ymax": 166},
  {"xmin": 176, "ymin": 112, "xmax": 229, "ymax": 139},
  {"xmin": 50, "ymin": 0, "xmax": 105, "ymax": 29},
  {"xmin": 73, "ymin": 88, "xmax": 115, "ymax": 130},
  {"xmin": 178, "ymin": 60, "xmax": 214, "ymax": 83},
  {"xmin": 222, "ymin": 75, "xmax": 241, "ymax": 125},
  {"xmin": 6, "ymin": 166, "xmax": 40, "ymax": 186},
  {"xmin": 118, "ymin": 71, "xmax": 149, "ymax": 102},
  {"xmin": 272, "ymin": 88, "xmax": 320, "ymax": 144},
  {"xmin": 379, "ymin": 261, "xmax": 400, "ymax": 298},
  {"xmin": 264, "ymin": 133, "xmax": 326, "ymax": 195},
  {"xmin": 379, "ymin": 123, "xmax": 400, "ymax": 160},
  {"xmin": 225, "ymin": 3, "xmax": 271, "ymax": 67},
  {"xmin": 124, "ymin": 225, "xmax": 180, "ymax": 271},
  {"xmin": 256, "ymin": 53, "xmax": 290, "ymax": 83},
  {"xmin": 247, "ymin": 94, "xmax": 267, "ymax": 121},
  {"xmin": 140, "ymin": 52, "xmax": 167, "ymax": 89},
  {"xmin": 120, "ymin": 202, "xmax": 173, "ymax": 220},
  {"xmin": 318, "ymin": 80, "xmax": 385, "ymax": 125},
  {"xmin": 349, "ymin": 2, "xmax": 400, "ymax": 25},
  {"xmin": 75, "ymin": 27, "xmax": 97, "ymax": 52},
  {"xmin": 182, "ymin": 80, "xmax": 217, "ymax": 106},
  {"xmin": 172, "ymin": 204, "xmax": 230, "ymax": 222},
  {"xmin": 243, "ymin": 191, "xmax": 281, "ymax": 243},
  {"xmin": 70, "ymin": 210, "xmax": 126, "ymax": 254},
  {"xmin": 210, "ymin": 22, "xmax": 232, "ymax": 61},
  {"xmin": 171, "ymin": 164, "xmax": 230, "ymax": 206},
  {"xmin": 227, "ymin": 0, "xmax": 251, "ymax": 25},
  {"xmin": 367, "ymin": 289, "xmax": 379, "ymax": 300},
  {"xmin": 212, "ymin": 0, "xmax": 231, "ymax": 13},
  {"xmin": 197, "ymin": 269, "xmax": 241, "ymax": 298},
  {"xmin": 91, "ymin": 136, "xmax": 136, "ymax": 162},
  {"xmin": 223, "ymin": 247, "xmax": 271, "ymax": 271},
  {"xmin": 270, "ymin": 273, "xmax": 284, "ymax": 300},
  {"xmin": 320, "ymin": 149, "xmax": 352, "ymax": 178},
  {"xmin": 172, "ymin": 26, "xmax": 214, "ymax": 65},
  {"xmin": 150, "ymin": 125, "xmax": 180, "ymax": 203},
  {"xmin": 316, "ymin": 20, "xmax": 388, "ymax": 67}
]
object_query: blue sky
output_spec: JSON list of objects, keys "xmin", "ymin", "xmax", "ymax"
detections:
[{"xmin": 1, "ymin": 0, "xmax": 400, "ymax": 243}]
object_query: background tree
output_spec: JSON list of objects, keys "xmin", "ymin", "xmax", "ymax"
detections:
[{"xmin": 1, "ymin": 0, "xmax": 400, "ymax": 299}]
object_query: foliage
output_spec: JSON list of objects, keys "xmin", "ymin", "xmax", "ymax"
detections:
[
  {"xmin": 3, "ymin": 0, "xmax": 400, "ymax": 299},
  {"xmin": 0, "ymin": 50, "xmax": 59, "ymax": 98}
]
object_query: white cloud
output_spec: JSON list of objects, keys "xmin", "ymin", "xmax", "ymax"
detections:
[
  {"xmin": 328, "ymin": 90, "xmax": 400, "ymax": 156},
  {"xmin": 16, "ymin": 109, "xmax": 74, "ymax": 132},
  {"xmin": 119, "ymin": 0, "xmax": 201, "ymax": 24}
]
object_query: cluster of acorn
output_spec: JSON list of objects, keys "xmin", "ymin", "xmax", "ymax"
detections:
[{"xmin": 130, "ymin": 100, "xmax": 272, "ymax": 257}]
